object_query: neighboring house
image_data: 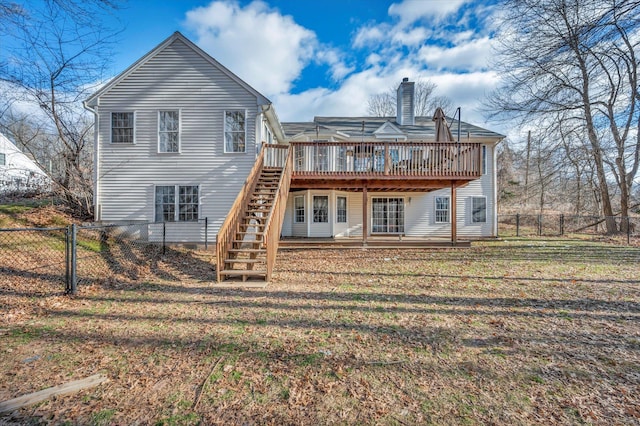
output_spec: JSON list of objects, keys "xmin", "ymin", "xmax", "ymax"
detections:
[
  {"xmin": 0, "ymin": 133, "xmax": 51, "ymax": 194},
  {"xmin": 85, "ymin": 32, "xmax": 504, "ymax": 281}
]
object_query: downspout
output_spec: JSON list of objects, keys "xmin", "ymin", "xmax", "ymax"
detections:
[{"xmin": 83, "ymin": 101, "xmax": 100, "ymax": 221}]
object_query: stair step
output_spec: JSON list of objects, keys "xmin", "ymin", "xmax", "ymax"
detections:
[
  {"xmin": 225, "ymin": 258, "xmax": 263, "ymax": 264},
  {"xmin": 228, "ymin": 248, "xmax": 266, "ymax": 253},
  {"xmin": 236, "ymin": 231, "xmax": 264, "ymax": 235},
  {"xmin": 219, "ymin": 270, "xmax": 267, "ymax": 281}
]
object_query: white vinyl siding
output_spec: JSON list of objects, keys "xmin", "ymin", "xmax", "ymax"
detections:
[
  {"xmin": 95, "ymin": 37, "xmax": 260, "ymax": 242},
  {"xmin": 158, "ymin": 110, "xmax": 180, "ymax": 153},
  {"xmin": 435, "ymin": 196, "xmax": 450, "ymax": 223},
  {"xmin": 111, "ymin": 112, "xmax": 135, "ymax": 144},
  {"xmin": 224, "ymin": 110, "xmax": 246, "ymax": 153}
]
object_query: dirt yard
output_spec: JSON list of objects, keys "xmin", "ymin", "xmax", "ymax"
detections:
[{"xmin": 1, "ymin": 238, "xmax": 639, "ymax": 425}]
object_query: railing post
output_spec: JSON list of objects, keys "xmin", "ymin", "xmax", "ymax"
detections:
[
  {"xmin": 70, "ymin": 224, "xmax": 77, "ymax": 295},
  {"xmin": 560, "ymin": 214, "xmax": 564, "ymax": 236},
  {"xmin": 516, "ymin": 213, "xmax": 520, "ymax": 237},
  {"xmin": 204, "ymin": 217, "xmax": 208, "ymax": 250},
  {"xmin": 162, "ymin": 222, "xmax": 166, "ymax": 255}
]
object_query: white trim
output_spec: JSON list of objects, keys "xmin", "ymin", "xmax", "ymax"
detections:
[
  {"xmin": 157, "ymin": 109, "xmax": 182, "ymax": 154},
  {"xmin": 435, "ymin": 195, "xmax": 450, "ymax": 224},
  {"xmin": 223, "ymin": 109, "xmax": 248, "ymax": 154}
]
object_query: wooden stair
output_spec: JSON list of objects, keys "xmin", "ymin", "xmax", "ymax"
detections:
[{"xmin": 218, "ymin": 167, "xmax": 283, "ymax": 282}]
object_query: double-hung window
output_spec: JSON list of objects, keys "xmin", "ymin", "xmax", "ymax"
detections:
[
  {"xmin": 472, "ymin": 197, "xmax": 487, "ymax": 223},
  {"xmin": 313, "ymin": 195, "xmax": 329, "ymax": 223},
  {"xmin": 294, "ymin": 196, "xmax": 305, "ymax": 223},
  {"xmin": 155, "ymin": 185, "xmax": 199, "ymax": 222},
  {"xmin": 158, "ymin": 110, "xmax": 180, "ymax": 153},
  {"xmin": 225, "ymin": 110, "xmax": 246, "ymax": 153},
  {"xmin": 435, "ymin": 196, "xmax": 450, "ymax": 223},
  {"xmin": 111, "ymin": 112, "xmax": 134, "ymax": 144},
  {"xmin": 336, "ymin": 196, "xmax": 347, "ymax": 223}
]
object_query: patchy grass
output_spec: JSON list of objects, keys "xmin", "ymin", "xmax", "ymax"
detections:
[{"xmin": 1, "ymin": 238, "xmax": 639, "ymax": 424}]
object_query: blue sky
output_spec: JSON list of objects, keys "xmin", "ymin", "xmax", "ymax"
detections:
[{"xmin": 107, "ymin": 0, "xmax": 502, "ymax": 128}]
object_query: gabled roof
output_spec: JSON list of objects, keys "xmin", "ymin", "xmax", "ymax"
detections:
[
  {"xmin": 372, "ymin": 121, "xmax": 406, "ymax": 140},
  {"xmin": 282, "ymin": 116, "xmax": 505, "ymax": 143},
  {"xmin": 84, "ymin": 31, "xmax": 271, "ymax": 108}
]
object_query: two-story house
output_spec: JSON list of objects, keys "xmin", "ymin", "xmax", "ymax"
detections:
[{"xmin": 85, "ymin": 32, "xmax": 504, "ymax": 282}]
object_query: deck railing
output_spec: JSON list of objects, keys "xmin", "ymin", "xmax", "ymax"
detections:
[
  {"xmin": 215, "ymin": 144, "xmax": 266, "ymax": 282},
  {"xmin": 262, "ymin": 144, "xmax": 292, "ymax": 281},
  {"xmin": 290, "ymin": 141, "xmax": 482, "ymax": 178}
]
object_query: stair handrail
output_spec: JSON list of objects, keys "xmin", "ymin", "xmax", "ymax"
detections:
[
  {"xmin": 216, "ymin": 143, "xmax": 266, "ymax": 282},
  {"xmin": 262, "ymin": 144, "xmax": 293, "ymax": 281}
]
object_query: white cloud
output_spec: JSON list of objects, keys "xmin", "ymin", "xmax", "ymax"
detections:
[
  {"xmin": 388, "ymin": 0, "xmax": 469, "ymax": 26},
  {"xmin": 185, "ymin": 0, "xmax": 316, "ymax": 95},
  {"xmin": 418, "ymin": 36, "xmax": 493, "ymax": 72}
]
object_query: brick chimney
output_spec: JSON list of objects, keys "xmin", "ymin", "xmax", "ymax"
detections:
[{"xmin": 396, "ymin": 77, "xmax": 415, "ymax": 125}]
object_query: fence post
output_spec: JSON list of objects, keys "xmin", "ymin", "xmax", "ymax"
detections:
[
  {"xmin": 70, "ymin": 223, "xmax": 77, "ymax": 295},
  {"xmin": 204, "ymin": 217, "xmax": 208, "ymax": 250},
  {"xmin": 496, "ymin": 215, "xmax": 500, "ymax": 238},
  {"xmin": 162, "ymin": 222, "xmax": 166, "ymax": 255},
  {"xmin": 628, "ymin": 216, "xmax": 631, "ymax": 245},
  {"xmin": 560, "ymin": 214, "xmax": 564, "ymax": 236},
  {"xmin": 65, "ymin": 226, "xmax": 71, "ymax": 294},
  {"xmin": 516, "ymin": 214, "xmax": 520, "ymax": 237},
  {"xmin": 538, "ymin": 214, "xmax": 542, "ymax": 236}
]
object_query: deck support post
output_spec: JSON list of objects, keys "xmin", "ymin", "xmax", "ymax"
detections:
[
  {"xmin": 362, "ymin": 185, "xmax": 368, "ymax": 245},
  {"xmin": 451, "ymin": 181, "xmax": 457, "ymax": 245}
]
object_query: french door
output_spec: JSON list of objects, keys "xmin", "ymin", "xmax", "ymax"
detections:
[{"xmin": 371, "ymin": 197, "xmax": 404, "ymax": 233}]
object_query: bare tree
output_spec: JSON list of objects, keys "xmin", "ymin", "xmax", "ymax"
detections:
[
  {"xmin": 367, "ymin": 79, "xmax": 453, "ymax": 117},
  {"xmin": 0, "ymin": 0, "xmax": 121, "ymax": 217},
  {"xmin": 489, "ymin": 0, "xmax": 640, "ymax": 233}
]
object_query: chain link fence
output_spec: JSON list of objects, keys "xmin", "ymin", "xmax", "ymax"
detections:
[
  {"xmin": 498, "ymin": 214, "xmax": 639, "ymax": 244},
  {"xmin": 1, "ymin": 221, "xmax": 215, "ymax": 297}
]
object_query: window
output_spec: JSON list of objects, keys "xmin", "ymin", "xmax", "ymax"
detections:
[
  {"xmin": 294, "ymin": 196, "xmax": 305, "ymax": 223},
  {"xmin": 336, "ymin": 196, "xmax": 347, "ymax": 223},
  {"xmin": 482, "ymin": 145, "xmax": 487, "ymax": 175},
  {"xmin": 158, "ymin": 110, "xmax": 179, "ymax": 153},
  {"xmin": 372, "ymin": 198, "xmax": 404, "ymax": 233},
  {"xmin": 155, "ymin": 185, "xmax": 199, "ymax": 222},
  {"xmin": 178, "ymin": 186, "xmax": 199, "ymax": 221},
  {"xmin": 472, "ymin": 197, "xmax": 487, "ymax": 223},
  {"xmin": 294, "ymin": 145, "xmax": 305, "ymax": 171},
  {"xmin": 155, "ymin": 186, "xmax": 175, "ymax": 222},
  {"xmin": 313, "ymin": 195, "xmax": 329, "ymax": 223},
  {"xmin": 111, "ymin": 112, "xmax": 134, "ymax": 144},
  {"xmin": 435, "ymin": 196, "xmax": 450, "ymax": 223},
  {"xmin": 225, "ymin": 110, "xmax": 246, "ymax": 153},
  {"xmin": 0, "ymin": 153, "xmax": 5, "ymax": 166}
]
